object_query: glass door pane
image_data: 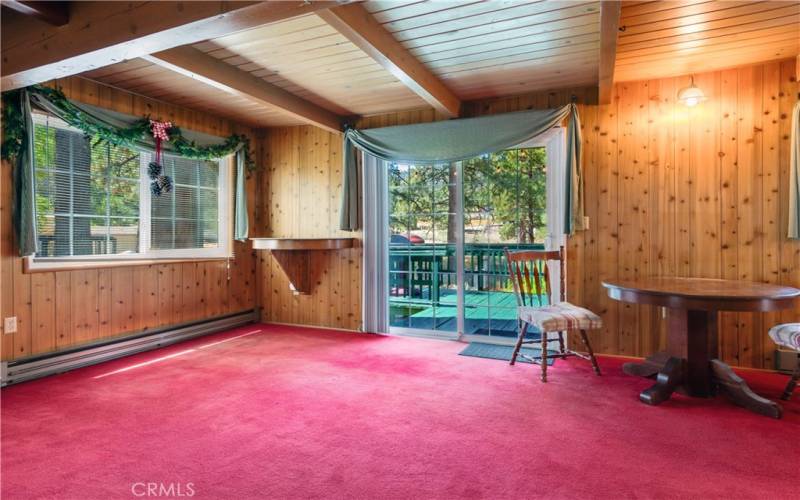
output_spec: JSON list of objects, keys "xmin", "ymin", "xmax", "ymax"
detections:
[
  {"xmin": 388, "ymin": 162, "xmax": 458, "ymax": 336},
  {"xmin": 462, "ymin": 148, "xmax": 548, "ymax": 339}
]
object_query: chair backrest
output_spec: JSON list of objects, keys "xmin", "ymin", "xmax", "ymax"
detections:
[{"xmin": 503, "ymin": 246, "xmax": 565, "ymax": 307}]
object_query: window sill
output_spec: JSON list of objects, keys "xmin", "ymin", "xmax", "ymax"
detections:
[{"xmin": 23, "ymin": 256, "xmax": 233, "ymax": 274}]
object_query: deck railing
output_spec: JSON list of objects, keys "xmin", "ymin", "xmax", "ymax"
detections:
[{"xmin": 389, "ymin": 242, "xmax": 545, "ymax": 304}]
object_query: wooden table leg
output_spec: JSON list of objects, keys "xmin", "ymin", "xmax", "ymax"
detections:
[
  {"xmin": 640, "ymin": 357, "xmax": 685, "ymax": 405},
  {"xmin": 711, "ymin": 359, "xmax": 783, "ymax": 419},
  {"xmin": 623, "ymin": 351, "xmax": 670, "ymax": 378}
]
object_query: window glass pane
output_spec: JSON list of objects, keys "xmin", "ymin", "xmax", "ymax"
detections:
[
  {"xmin": 174, "ymin": 186, "xmax": 197, "ymax": 219},
  {"xmin": 72, "ymin": 174, "xmax": 106, "ymax": 216},
  {"xmin": 72, "ymin": 216, "xmax": 107, "ymax": 256},
  {"xmin": 32, "ymin": 113, "xmax": 141, "ymax": 258},
  {"xmin": 151, "ymin": 218, "xmax": 174, "ymax": 250},
  {"xmin": 109, "ymin": 178, "xmax": 139, "ymax": 217},
  {"xmin": 174, "ymin": 219, "xmax": 199, "ymax": 249},
  {"xmin": 109, "ymin": 218, "xmax": 139, "ymax": 254},
  {"xmin": 149, "ymin": 153, "xmax": 221, "ymax": 252}
]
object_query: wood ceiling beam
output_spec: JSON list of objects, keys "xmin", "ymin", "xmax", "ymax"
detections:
[
  {"xmin": 1, "ymin": 1, "xmax": 341, "ymax": 91},
  {"xmin": 318, "ymin": 3, "xmax": 462, "ymax": 118},
  {"xmin": 599, "ymin": 1, "xmax": 622, "ymax": 104},
  {"xmin": 3, "ymin": 1, "xmax": 69, "ymax": 26},
  {"xmin": 143, "ymin": 46, "xmax": 346, "ymax": 134}
]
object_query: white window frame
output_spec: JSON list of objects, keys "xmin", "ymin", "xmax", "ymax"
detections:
[{"xmin": 26, "ymin": 115, "xmax": 234, "ymax": 271}]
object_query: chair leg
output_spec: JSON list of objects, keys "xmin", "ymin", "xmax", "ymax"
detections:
[
  {"xmin": 579, "ymin": 329, "xmax": 601, "ymax": 376},
  {"xmin": 540, "ymin": 331, "xmax": 548, "ymax": 383},
  {"xmin": 510, "ymin": 322, "xmax": 528, "ymax": 366},
  {"xmin": 781, "ymin": 354, "xmax": 800, "ymax": 401},
  {"xmin": 557, "ymin": 331, "xmax": 566, "ymax": 355}
]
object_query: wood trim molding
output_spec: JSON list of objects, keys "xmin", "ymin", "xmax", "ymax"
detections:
[
  {"xmin": 318, "ymin": 3, "xmax": 462, "ymax": 118},
  {"xmin": 599, "ymin": 1, "xmax": 621, "ymax": 105},
  {"xmin": 1, "ymin": 1, "xmax": 340, "ymax": 90},
  {"xmin": 23, "ymin": 256, "xmax": 233, "ymax": 274},
  {"xmin": 143, "ymin": 46, "xmax": 346, "ymax": 134},
  {"xmin": 796, "ymin": 55, "xmax": 800, "ymax": 81}
]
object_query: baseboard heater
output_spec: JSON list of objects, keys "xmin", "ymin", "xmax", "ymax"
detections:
[{"xmin": 1, "ymin": 309, "xmax": 259, "ymax": 387}]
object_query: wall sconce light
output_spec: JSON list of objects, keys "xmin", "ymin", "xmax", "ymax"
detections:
[{"xmin": 677, "ymin": 76, "xmax": 707, "ymax": 107}]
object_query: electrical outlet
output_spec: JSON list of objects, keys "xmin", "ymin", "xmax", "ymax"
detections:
[
  {"xmin": 583, "ymin": 216, "xmax": 590, "ymax": 230},
  {"xmin": 4, "ymin": 317, "xmax": 17, "ymax": 334}
]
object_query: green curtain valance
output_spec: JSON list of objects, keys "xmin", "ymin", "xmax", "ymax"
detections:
[
  {"xmin": 339, "ymin": 104, "xmax": 584, "ymax": 234},
  {"xmin": 1, "ymin": 86, "xmax": 252, "ymax": 256}
]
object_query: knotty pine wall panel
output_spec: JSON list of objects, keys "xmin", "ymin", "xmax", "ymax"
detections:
[
  {"xmin": 0, "ymin": 77, "xmax": 259, "ymax": 361},
  {"xmin": 257, "ymin": 58, "xmax": 799, "ymax": 369},
  {"xmin": 256, "ymin": 126, "xmax": 361, "ymax": 331}
]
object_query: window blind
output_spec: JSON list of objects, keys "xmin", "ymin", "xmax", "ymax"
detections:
[
  {"xmin": 31, "ymin": 112, "xmax": 228, "ymax": 260},
  {"xmin": 33, "ymin": 113, "xmax": 141, "ymax": 257}
]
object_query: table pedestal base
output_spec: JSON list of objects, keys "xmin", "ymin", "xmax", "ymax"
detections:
[{"xmin": 623, "ymin": 353, "xmax": 783, "ymax": 418}]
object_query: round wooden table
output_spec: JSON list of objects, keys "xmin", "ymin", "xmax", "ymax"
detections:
[{"xmin": 602, "ymin": 277, "xmax": 800, "ymax": 418}]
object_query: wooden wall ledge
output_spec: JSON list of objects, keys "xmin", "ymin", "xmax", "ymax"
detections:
[
  {"xmin": 251, "ymin": 238, "xmax": 355, "ymax": 251},
  {"xmin": 251, "ymin": 238, "xmax": 356, "ymax": 294}
]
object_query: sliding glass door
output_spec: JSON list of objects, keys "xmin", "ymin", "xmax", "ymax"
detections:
[
  {"xmin": 381, "ymin": 130, "xmax": 564, "ymax": 340},
  {"xmin": 388, "ymin": 163, "xmax": 459, "ymax": 336}
]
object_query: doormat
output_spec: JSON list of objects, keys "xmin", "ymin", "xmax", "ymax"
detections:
[{"xmin": 459, "ymin": 342, "xmax": 556, "ymax": 365}]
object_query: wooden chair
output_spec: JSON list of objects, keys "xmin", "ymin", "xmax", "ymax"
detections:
[
  {"xmin": 768, "ymin": 323, "xmax": 800, "ymax": 400},
  {"xmin": 504, "ymin": 246, "xmax": 602, "ymax": 382}
]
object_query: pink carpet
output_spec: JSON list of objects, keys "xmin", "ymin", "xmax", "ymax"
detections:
[{"xmin": 2, "ymin": 324, "xmax": 798, "ymax": 499}]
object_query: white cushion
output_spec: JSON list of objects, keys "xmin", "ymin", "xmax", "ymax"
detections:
[{"xmin": 518, "ymin": 302, "xmax": 603, "ymax": 332}]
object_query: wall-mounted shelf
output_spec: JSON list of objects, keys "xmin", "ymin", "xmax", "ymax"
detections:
[{"xmin": 251, "ymin": 238, "xmax": 356, "ymax": 295}]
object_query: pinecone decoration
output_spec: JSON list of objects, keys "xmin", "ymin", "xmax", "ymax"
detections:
[
  {"xmin": 158, "ymin": 175, "xmax": 173, "ymax": 194},
  {"xmin": 150, "ymin": 179, "xmax": 163, "ymax": 196},
  {"xmin": 148, "ymin": 161, "xmax": 162, "ymax": 179}
]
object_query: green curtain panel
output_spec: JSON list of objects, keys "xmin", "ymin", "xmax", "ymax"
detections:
[
  {"xmin": 8, "ymin": 88, "xmax": 250, "ymax": 256},
  {"xmin": 339, "ymin": 104, "xmax": 583, "ymax": 233},
  {"xmin": 789, "ymin": 101, "xmax": 800, "ymax": 239},
  {"xmin": 12, "ymin": 90, "xmax": 37, "ymax": 256}
]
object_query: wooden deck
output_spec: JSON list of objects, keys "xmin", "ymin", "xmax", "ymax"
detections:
[{"xmin": 390, "ymin": 289, "xmax": 546, "ymax": 337}]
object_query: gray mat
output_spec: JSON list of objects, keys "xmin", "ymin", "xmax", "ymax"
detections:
[{"xmin": 459, "ymin": 342, "xmax": 556, "ymax": 365}]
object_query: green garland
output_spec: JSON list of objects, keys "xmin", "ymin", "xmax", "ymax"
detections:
[
  {"xmin": 1, "ymin": 85, "xmax": 256, "ymax": 171},
  {"xmin": 1, "ymin": 90, "xmax": 26, "ymax": 162}
]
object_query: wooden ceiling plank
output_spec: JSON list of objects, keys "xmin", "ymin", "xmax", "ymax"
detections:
[
  {"xmin": 444, "ymin": 61, "xmax": 599, "ymax": 86},
  {"xmin": 454, "ymin": 78, "xmax": 599, "ymax": 100},
  {"xmin": 381, "ymin": 1, "xmax": 558, "ymax": 34},
  {"xmin": 617, "ymin": 25, "xmax": 800, "ymax": 60},
  {"xmin": 432, "ymin": 44, "xmax": 600, "ymax": 75},
  {"xmin": 418, "ymin": 21, "xmax": 600, "ymax": 58},
  {"xmin": 1, "ymin": 1, "xmax": 340, "ymax": 90},
  {"xmin": 398, "ymin": 4, "xmax": 599, "ymax": 46},
  {"xmin": 618, "ymin": 14, "xmax": 800, "ymax": 53},
  {"xmin": 368, "ymin": 0, "xmax": 484, "ymax": 23},
  {"xmin": 614, "ymin": 47, "xmax": 798, "ymax": 82},
  {"xmin": 616, "ymin": 35, "xmax": 799, "ymax": 66},
  {"xmin": 617, "ymin": 3, "xmax": 799, "ymax": 45},
  {"xmin": 599, "ymin": 1, "xmax": 622, "ymax": 104},
  {"xmin": 389, "ymin": 1, "xmax": 599, "ymax": 40},
  {"xmin": 621, "ymin": 1, "xmax": 757, "ymax": 27},
  {"xmin": 620, "ymin": 0, "xmax": 712, "ymax": 18},
  {"xmin": 143, "ymin": 46, "xmax": 346, "ymax": 134},
  {"xmin": 3, "ymin": 0, "xmax": 69, "ymax": 26},
  {"xmin": 318, "ymin": 3, "xmax": 462, "ymax": 117},
  {"xmin": 418, "ymin": 31, "xmax": 600, "ymax": 65},
  {"xmin": 619, "ymin": 1, "xmax": 794, "ymax": 36}
]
